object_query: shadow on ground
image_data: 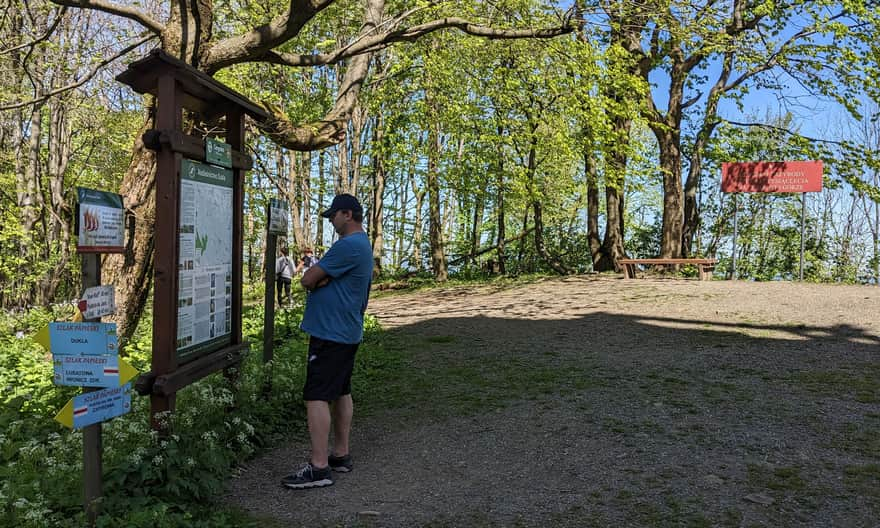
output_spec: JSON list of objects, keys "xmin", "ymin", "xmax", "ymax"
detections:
[{"xmin": 228, "ymin": 282, "xmax": 880, "ymax": 528}]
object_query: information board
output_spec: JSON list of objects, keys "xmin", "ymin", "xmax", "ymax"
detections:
[
  {"xmin": 76, "ymin": 188, "xmax": 125, "ymax": 253},
  {"xmin": 176, "ymin": 159, "xmax": 234, "ymax": 363},
  {"xmin": 721, "ymin": 161, "xmax": 823, "ymax": 193},
  {"xmin": 268, "ymin": 198, "xmax": 289, "ymax": 235}
]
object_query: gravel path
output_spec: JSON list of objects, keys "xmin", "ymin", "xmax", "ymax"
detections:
[{"xmin": 226, "ymin": 276, "xmax": 880, "ymax": 527}]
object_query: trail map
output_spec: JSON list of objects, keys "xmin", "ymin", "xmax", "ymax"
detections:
[{"xmin": 176, "ymin": 159, "xmax": 233, "ymax": 363}]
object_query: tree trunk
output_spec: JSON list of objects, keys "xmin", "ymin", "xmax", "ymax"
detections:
[
  {"xmin": 102, "ymin": 0, "xmax": 216, "ymax": 343},
  {"xmin": 495, "ymin": 126, "xmax": 507, "ymax": 274},
  {"xmin": 395, "ymin": 172, "xmax": 408, "ymax": 269},
  {"xmin": 301, "ymin": 150, "xmax": 312, "ymax": 247},
  {"xmin": 370, "ymin": 115, "xmax": 386, "ymax": 276},
  {"xmin": 585, "ymin": 150, "xmax": 601, "ymax": 263},
  {"xmin": 526, "ymin": 133, "xmax": 568, "ymax": 274},
  {"xmin": 101, "ymin": 112, "xmax": 158, "ymax": 343},
  {"xmin": 656, "ymin": 128, "xmax": 683, "ymax": 258},
  {"xmin": 41, "ymin": 98, "xmax": 74, "ymax": 302},
  {"xmin": 593, "ymin": 183, "xmax": 627, "ymax": 272},
  {"xmin": 427, "ymin": 121, "xmax": 447, "ymax": 281},
  {"xmin": 592, "ymin": 123, "xmax": 629, "ymax": 272},
  {"xmin": 246, "ymin": 211, "xmax": 256, "ymax": 282},
  {"xmin": 21, "ymin": 104, "xmax": 43, "ymax": 239},
  {"xmin": 517, "ymin": 208, "xmax": 530, "ymax": 270},
  {"xmin": 470, "ymin": 182, "xmax": 486, "ymax": 266},
  {"xmin": 290, "ymin": 151, "xmax": 309, "ymax": 248},
  {"xmin": 336, "ymin": 139, "xmax": 348, "ymax": 196},
  {"xmin": 316, "ymin": 150, "xmax": 326, "ymax": 247},
  {"xmin": 871, "ymin": 172, "xmax": 880, "ymax": 284},
  {"xmin": 409, "ymin": 153, "xmax": 426, "ymax": 271}
]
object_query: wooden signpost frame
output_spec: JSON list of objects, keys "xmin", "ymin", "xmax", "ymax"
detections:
[{"xmin": 117, "ymin": 50, "xmax": 268, "ymax": 430}]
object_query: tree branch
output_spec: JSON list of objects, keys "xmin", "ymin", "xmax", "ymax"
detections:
[
  {"xmin": 0, "ymin": 7, "xmax": 68, "ymax": 56},
  {"xmin": 253, "ymin": 4, "xmax": 573, "ymax": 151},
  {"xmin": 203, "ymin": 0, "xmax": 336, "ymax": 73},
  {"xmin": 0, "ymin": 35, "xmax": 156, "ymax": 111},
  {"xmin": 221, "ymin": 15, "xmax": 574, "ymax": 69},
  {"xmin": 49, "ymin": 0, "xmax": 164, "ymax": 34},
  {"xmin": 724, "ymin": 119, "xmax": 850, "ymax": 147}
]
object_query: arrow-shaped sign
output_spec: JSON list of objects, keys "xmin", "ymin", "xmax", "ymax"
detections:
[
  {"xmin": 52, "ymin": 355, "xmax": 138, "ymax": 388},
  {"xmin": 34, "ymin": 325, "xmax": 50, "ymax": 350},
  {"xmin": 34, "ymin": 322, "xmax": 117, "ymax": 356},
  {"xmin": 55, "ymin": 383, "xmax": 132, "ymax": 429}
]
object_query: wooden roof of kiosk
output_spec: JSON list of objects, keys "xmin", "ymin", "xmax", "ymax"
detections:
[{"xmin": 116, "ymin": 48, "xmax": 269, "ymax": 123}]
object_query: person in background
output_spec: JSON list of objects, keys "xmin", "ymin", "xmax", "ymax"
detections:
[
  {"xmin": 275, "ymin": 247, "xmax": 295, "ymax": 307},
  {"xmin": 281, "ymin": 193, "xmax": 373, "ymax": 489},
  {"xmin": 296, "ymin": 247, "xmax": 320, "ymax": 275}
]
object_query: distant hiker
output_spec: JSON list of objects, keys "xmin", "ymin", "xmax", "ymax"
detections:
[
  {"xmin": 275, "ymin": 247, "xmax": 295, "ymax": 307},
  {"xmin": 282, "ymin": 193, "xmax": 373, "ymax": 489},
  {"xmin": 296, "ymin": 247, "xmax": 319, "ymax": 275}
]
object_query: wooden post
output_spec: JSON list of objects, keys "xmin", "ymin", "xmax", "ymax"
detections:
[
  {"xmin": 80, "ymin": 253, "xmax": 102, "ymax": 526},
  {"xmin": 224, "ymin": 107, "xmax": 246, "ymax": 404},
  {"xmin": 227, "ymin": 107, "xmax": 245, "ymax": 348},
  {"xmin": 731, "ymin": 193, "xmax": 738, "ymax": 280},
  {"xmin": 800, "ymin": 192, "xmax": 806, "ymax": 281},
  {"xmin": 263, "ymin": 228, "xmax": 277, "ymax": 364},
  {"xmin": 150, "ymin": 72, "xmax": 182, "ymax": 432}
]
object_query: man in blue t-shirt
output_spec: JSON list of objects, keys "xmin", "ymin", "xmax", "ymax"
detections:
[{"xmin": 282, "ymin": 193, "xmax": 373, "ymax": 490}]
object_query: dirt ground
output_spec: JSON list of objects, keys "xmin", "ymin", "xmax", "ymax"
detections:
[{"xmin": 227, "ymin": 275, "xmax": 880, "ymax": 527}]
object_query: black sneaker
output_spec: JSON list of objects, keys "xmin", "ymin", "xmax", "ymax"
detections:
[
  {"xmin": 328, "ymin": 453, "xmax": 353, "ymax": 473},
  {"xmin": 281, "ymin": 463, "xmax": 333, "ymax": 489}
]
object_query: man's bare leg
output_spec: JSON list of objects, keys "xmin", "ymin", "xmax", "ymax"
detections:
[
  {"xmin": 331, "ymin": 394, "xmax": 353, "ymax": 456},
  {"xmin": 306, "ymin": 400, "xmax": 330, "ymax": 467}
]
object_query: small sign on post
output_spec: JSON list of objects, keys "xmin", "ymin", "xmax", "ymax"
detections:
[
  {"xmin": 35, "ymin": 322, "xmax": 119, "ymax": 356},
  {"xmin": 263, "ymin": 197, "xmax": 289, "ymax": 365},
  {"xmin": 53, "ymin": 355, "xmax": 138, "ymax": 388},
  {"xmin": 76, "ymin": 188, "xmax": 126, "ymax": 253},
  {"xmin": 205, "ymin": 137, "xmax": 232, "ymax": 168},
  {"xmin": 268, "ymin": 198, "xmax": 289, "ymax": 235},
  {"xmin": 79, "ymin": 285, "xmax": 116, "ymax": 320},
  {"xmin": 55, "ymin": 384, "xmax": 133, "ymax": 430}
]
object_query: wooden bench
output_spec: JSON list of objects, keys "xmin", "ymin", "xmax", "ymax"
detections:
[{"xmin": 618, "ymin": 258, "xmax": 718, "ymax": 281}]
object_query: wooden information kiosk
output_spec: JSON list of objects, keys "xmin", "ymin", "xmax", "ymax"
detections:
[{"xmin": 117, "ymin": 50, "xmax": 268, "ymax": 429}]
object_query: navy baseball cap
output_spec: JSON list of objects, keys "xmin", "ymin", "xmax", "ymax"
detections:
[{"xmin": 321, "ymin": 193, "xmax": 363, "ymax": 218}]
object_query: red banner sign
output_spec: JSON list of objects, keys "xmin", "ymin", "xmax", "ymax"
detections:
[{"xmin": 721, "ymin": 161, "xmax": 823, "ymax": 193}]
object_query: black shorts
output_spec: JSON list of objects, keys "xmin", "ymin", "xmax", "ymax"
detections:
[{"xmin": 303, "ymin": 336, "xmax": 359, "ymax": 402}]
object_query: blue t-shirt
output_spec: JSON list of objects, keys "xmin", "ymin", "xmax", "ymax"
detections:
[{"xmin": 300, "ymin": 232, "xmax": 373, "ymax": 344}]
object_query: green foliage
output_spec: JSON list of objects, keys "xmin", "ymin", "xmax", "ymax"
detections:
[{"xmin": 0, "ymin": 299, "xmax": 392, "ymax": 527}]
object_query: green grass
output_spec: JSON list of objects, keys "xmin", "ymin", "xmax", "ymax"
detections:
[
  {"xmin": 370, "ymin": 271, "xmax": 557, "ymax": 299},
  {"xmin": 786, "ymin": 365, "xmax": 880, "ymax": 403},
  {"xmin": 355, "ymin": 330, "xmax": 602, "ymax": 421},
  {"xmin": 747, "ymin": 464, "xmax": 807, "ymax": 492},
  {"xmin": 425, "ymin": 335, "xmax": 456, "ymax": 344},
  {"xmin": 831, "ymin": 421, "xmax": 880, "ymax": 458},
  {"xmin": 843, "ymin": 464, "xmax": 880, "ymax": 498}
]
